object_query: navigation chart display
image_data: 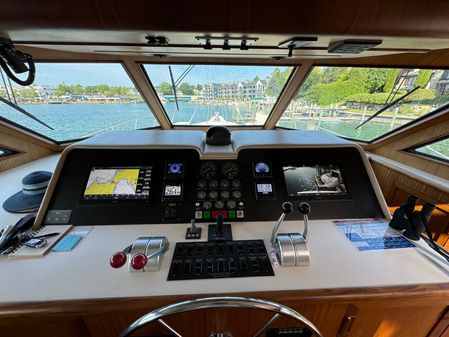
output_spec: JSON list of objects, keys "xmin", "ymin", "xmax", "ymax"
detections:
[
  {"xmin": 283, "ymin": 165, "xmax": 348, "ymax": 198},
  {"xmin": 83, "ymin": 166, "xmax": 152, "ymax": 200}
]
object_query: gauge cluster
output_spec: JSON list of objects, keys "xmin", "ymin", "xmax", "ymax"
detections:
[
  {"xmin": 45, "ymin": 147, "xmax": 384, "ymax": 225},
  {"xmin": 194, "ymin": 161, "xmax": 244, "ymax": 221}
]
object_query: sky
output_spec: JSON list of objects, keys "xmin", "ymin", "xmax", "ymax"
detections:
[{"xmin": 32, "ymin": 63, "xmax": 291, "ymax": 87}]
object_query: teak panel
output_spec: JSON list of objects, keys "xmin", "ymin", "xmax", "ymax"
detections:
[
  {"xmin": 4, "ymin": 0, "xmax": 449, "ymax": 39},
  {"xmin": 0, "ymin": 123, "xmax": 56, "ymax": 172}
]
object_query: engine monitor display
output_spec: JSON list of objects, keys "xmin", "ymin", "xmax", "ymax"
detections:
[
  {"xmin": 164, "ymin": 183, "xmax": 182, "ymax": 197},
  {"xmin": 283, "ymin": 165, "xmax": 348, "ymax": 198},
  {"xmin": 83, "ymin": 166, "xmax": 152, "ymax": 200},
  {"xmin": 166, "ymin": 163, "xmax": 184, "ymax": 179}
]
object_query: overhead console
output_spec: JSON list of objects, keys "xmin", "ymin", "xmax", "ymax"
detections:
[{"xmin": 38, "ymin": 130, "xmax": 387, "ymax": 226}]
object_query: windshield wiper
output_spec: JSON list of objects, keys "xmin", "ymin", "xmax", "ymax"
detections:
[
  {"xmin": 168, "ymin": 66, "xmax": 179, "ymax": 111},
  {"xmin": 355, "ymin": 86, "xmax": 420, "ymax": 129},
  {"xmin": 0, "ymin": 95, "xmax": 54, "ymax": 130}
]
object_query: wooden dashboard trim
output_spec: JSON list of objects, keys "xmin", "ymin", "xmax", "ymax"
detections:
[{"xmin": 1, "ymin": 284, "xmax": 449, "ymax": 317}]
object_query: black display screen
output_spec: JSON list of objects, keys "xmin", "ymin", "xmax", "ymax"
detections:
[
  {"xmin": 283, "ymin": 165, "xmax": 348, "ymax": 198},
  {"xmin": 82, "ymin": 166, "xmax": 152, "ymax": 200}
]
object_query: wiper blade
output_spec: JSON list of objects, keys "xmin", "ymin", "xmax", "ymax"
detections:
[
  {"xmin": 0, "ymin": 95, "xmax": 54, "ymax": 130},
  {"xmin": 168, "ymin": 65, "xmax": 179, "ymax": 111},
  {"xmin": 355, "ymin": 86, "xmax": 420, "ymax": 129}
]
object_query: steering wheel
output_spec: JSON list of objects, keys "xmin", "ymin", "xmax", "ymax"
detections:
[{"xmin": 120, "ymin": 296, "xmax": 324, "ymax": 337}]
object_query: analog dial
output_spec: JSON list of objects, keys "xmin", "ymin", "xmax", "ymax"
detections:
[
  {"xmin": 220, "ymin": 179, "xmax": 230, "ymax": 188},
  {"xmin": 203, "ymin": 201, "xmax": 213, "ymax": 210},
  {"xmin": 196, "ymin": 191, "xmax": 207, "ymax": 200},
  {"xmin": 208, "ymin": 179, "xmax": 219, "ymax": 188},
  {"xmin": 231, "ymin": 179, "xmax": 241, "ymax": 188},
  {"xmin": 221, "ymin": 162, "xmax": 239, "ymax": 179},
  {"xmin": 231, "ymin": 190, "xmax": 242, "ymax": 199},
  {"xmin": 208, "ymin": 190, "xmax": 218, "ymax": 199},
  {"xmin": 214, "ymin": 200, "xmax": 225, "ymax": 209},
  {"xmin": 197, "ymin": 179, "xmax": 207, "ymax": 189},
  {"xmin": 220, "ymin": 190, "xmax": 230, "ymax": 199},
  {"xmin": 226, "ymin": 200, "xmax": 237, "ymax": 209},
  {"xmin": 199, "ymin": 162, "xmax": 217, "ymax": 178}
]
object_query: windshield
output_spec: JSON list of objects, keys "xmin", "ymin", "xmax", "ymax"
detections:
[
  {"xmin": 143, "ymin": 64, "xmax": 294, "ymax": 126},
  {"xmin": 0, "ymin": 63, "xmax": 159, "ymax": 142},
  {"xmin": 277, "ymin": 66, "xmax": 449, "ymax": 142}
]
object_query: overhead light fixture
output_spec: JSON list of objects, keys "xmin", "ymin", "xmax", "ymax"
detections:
[
  {"xmin": 222, "ymin": 39, "xmax": 231, "ymax": 50},
  {"xmin": 278, "ymin": 37, "xmax": 318, "ymax": 57},
  {"xmin": 327, "ymin": 39, "xmax": 382, "ymax": 54},
  {"xmin": 145, "ymin": 35, "xmax": 169, "ymax": 46},
  {"xmin": 204, "ymin": 39, "xmax": 212, "ymax": 50},
  {"xmin": 240, "ymin": 40, "xmax": 249, "ymax": 51},
  {"xmin": 196, "ymin": 36, "xmax": 258, "ymax": 50}
]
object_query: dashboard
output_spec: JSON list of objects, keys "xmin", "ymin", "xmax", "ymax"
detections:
[{"xmin": 41, "ymin": 134, "xmax": 385, "ymax": 226}]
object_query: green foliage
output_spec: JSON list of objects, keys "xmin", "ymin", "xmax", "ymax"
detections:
[
  {"xmin": 157, "ymin": 82, "xmax": 173, "ymax": 95},
  {"xmin": 54, "ymin": 84, "xmax": 132, "ymax": 97},
  {"xmin": 414, "ymin": 69, "xmax": 432, "ymax": 88},
  {"xmin": 383, "ymin": 69, "xmax": 400, "ymax": 93},
  {"xmin": 178, "ymin": 83, "xmax": 195, "ymax": 95},
  {"xmin": 266, "ymin": 67, "xmax": 291, "ymax": 96},
  {"xmin": 405, "ymin": 88, "xmax": 436, "ymax": 101},
  {"xmin": 14, "ymin": 87, "xmax": 38, "ymax": 99}
]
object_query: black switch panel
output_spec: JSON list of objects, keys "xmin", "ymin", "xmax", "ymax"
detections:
[{"xmin": 168, "ymin": 240, "xmax": 274, "ymax": 280}]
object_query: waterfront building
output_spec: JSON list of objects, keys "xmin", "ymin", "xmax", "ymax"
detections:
[{"xmin": 203, "ymin": 78, "xmax": 268, "ymax": 100}]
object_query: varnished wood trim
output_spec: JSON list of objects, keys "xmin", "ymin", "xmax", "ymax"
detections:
[
  {"xmin": 122, "ymin": 59, "xmax": 171, "ymax": 129},
  {"xmin": 367, "ymin": 152, "xmax": 449, "ymax": 194},
  {"xmin": 2, "ymin": 284, "xmax": 449, "ymax": 318},
  {"xmin": 264, "ymin": 61, "xmax": 313, "ymax": 129}
]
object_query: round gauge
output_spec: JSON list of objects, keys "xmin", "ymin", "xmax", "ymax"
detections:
[
  {"xmin": 231, "ymin": 179, "xmax": 241, "ymax": 188},
  {"xmin": 203, "ymin": 201, "xmax": 213, "ymax": 210},
  {"xmin": 196, "ymin": 191, "xmax": 207, "ymax": 200},
  {"xmin": 208, "ymin": 179, "xmax": 219, "ymax": 188},
  {"xmin": 197, "ymin": 179, "xmax": 207, "ymax": 189},
  {"xmin": 255, "ymin": 162, "xmax": 270, "ymax": 173},
  {"xmin": 208, "ymin": 190, "xmax": 218, "ymax": 199},
  {"xmin": 232, "ymin": 190, "xmax": 242, "ymax": 199},
  {"xmin": 199, "ymin": 162, "xmax": 217, "ymax": 178},
  {"xmin": 220, "ymin": 190, "xmax": 230, "ymax": 199},
  {"xmin": 168, "ymin": 163, "xmax": 182, "ymax": 174},
  {"xmin": 214, "ymin": 200, "xmax": 225, "ymax": 209},
  {"xmin": 220, "ymin": 179, "xmax": 230, "ymax": 188},
  {"xmin": 226, "ymin": 200, "xmax": 237, "ymax": 209},
  {"xmin": 221, "ymin": 162, "xmax": 239, "ymax": 179}
]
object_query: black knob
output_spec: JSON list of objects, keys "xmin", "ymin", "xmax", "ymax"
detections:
[
  {"xmin": 298, "ymin": 202, "xmax": 310, "ymax": 215},
  {"xmin": 281, "ymin": 202, "xmax": 293, "ymax": 214}
]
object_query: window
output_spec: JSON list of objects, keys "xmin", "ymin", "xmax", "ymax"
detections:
[
  {"xmin": 406, "ymin": 137, "xmax": 449, "ymax": 163},
  {"xmin": 277, "ymin": 66, "xmax": 449, "ymax": 142},
  {"xmin": 0, "ymin": 63, "xmax": 159, "ymax": 142},
  {"xmin": 143, "ymin": 64, "xmax": 294, "ymax": 126},
  {"xmin": 0, "ymin": 147, "xmax": 19, "ymax": 158}
]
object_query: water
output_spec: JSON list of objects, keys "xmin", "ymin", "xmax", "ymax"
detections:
[{"xmin": 0, "ymin": 101, "xmax": 408, "ymax": 142}]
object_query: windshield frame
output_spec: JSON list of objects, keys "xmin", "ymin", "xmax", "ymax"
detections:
[{"xmin": 140, "ymin": 62, "xmax": 298, "ymax": 128}]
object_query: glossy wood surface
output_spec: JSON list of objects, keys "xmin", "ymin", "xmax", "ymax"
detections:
[{"xmin": 2, "ymin": 0, "xmax": 449, "ymax": 39}]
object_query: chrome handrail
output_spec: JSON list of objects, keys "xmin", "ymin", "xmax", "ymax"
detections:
[{"xmin": 120, "ymin": 296, "xmax": 324, "ymax": 337}]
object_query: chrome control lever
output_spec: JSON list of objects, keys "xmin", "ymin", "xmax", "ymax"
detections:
[
  {"xmin": 270, "ymin": 202, "xmax": 293, "ymax": 246},
  {"xmin": 271, "ymin": 202, "xmax": 311, "ymax": 267},
  {"xmin": 110, "ymin": 236, "xmax": 169, "ymax": 272}
]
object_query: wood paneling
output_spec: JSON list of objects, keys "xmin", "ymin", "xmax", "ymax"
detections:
[
  {"xmin": 3, "ymin": 0, "xmax": 449, "ymax": 39},
  {"xmin": 0, "ymin": 123, "xmax": 57, "ymax": 172},
  {"xmin": 368, "ymin": 117, "xmax": 449, "ymax": 181}
]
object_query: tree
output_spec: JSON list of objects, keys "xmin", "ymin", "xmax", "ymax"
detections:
[
  {"xmin": 266, "ymin": 68, "xmax": 291, "ymax": 96},
  {"xmin": 179, "ymin": 83, "xmax": 195, "ymax": 95},
  {"xmin": 383, "ymin": 69, "xmax": 400, "ymax": 93},
  {"xmin": 415, "ymin": 70, "xmax": 433, "ymax": 89},
  {"xmin": 157, "ymin": 82, "xmax": 173, "ymax": 95}
]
